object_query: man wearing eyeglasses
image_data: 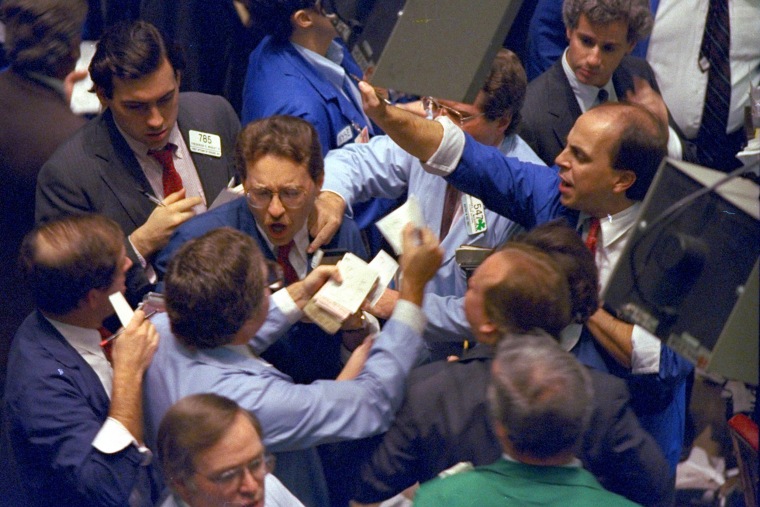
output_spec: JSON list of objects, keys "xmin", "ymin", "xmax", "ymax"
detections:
[
  {"xmin": 157, "ymin": 393, "xmax": 304, "ymax": 507},
  {"xmin": 311, "ymin": 50, "xmax": 544, "ymax": 350},
  {"xmin": 156, "ymin": 115, "xmax": 368, "ymax": 385}
]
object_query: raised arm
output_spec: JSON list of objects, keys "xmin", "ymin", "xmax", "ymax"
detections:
[{"xmin": 359, "ymin": 81, "xmax": 444, "ymax": 162}]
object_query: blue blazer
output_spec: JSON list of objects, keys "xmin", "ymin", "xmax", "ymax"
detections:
[
  {"xmin": 3, "ymin": 311, "xmax": 158, "ymax": 506},
  {"xmin": 442, "ymin": 135, "xmax": 693, "ymax": 472},
  {"xmin": 242, "ymin": 36, "xmax": 370, "ymax": 155},
  {"xmin": 155, "ymin": 196, "xmax": 368, "ymax": 384}
]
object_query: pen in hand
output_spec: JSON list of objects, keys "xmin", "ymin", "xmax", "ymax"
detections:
[
  {"xmin": 348, "ymin": 73, "xmax": 392, "ymax": 105},
  {"xmin": 100, "ymin": 310, "xmax": 158, "ymax": 347},
  {"xmin": 140, "ymin": 190, "xmax": 166, "ymax": 208}
]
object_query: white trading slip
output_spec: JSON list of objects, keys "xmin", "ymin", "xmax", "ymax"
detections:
[
  {"xmin": 375, "ymin": 195, "xmax": 425, "ymax": 255},
  {"xmin": 367, "ymin": 250, "xmax": 399, "ymax": 307},
  {"xmin": 108, "ymin": 292, "xmax": 134, "ymax": 328},
  {"xmin": 70, "ymin": 41, "xmax": 101, "ymax": 115},
  {"xmin": 303, "ymin": 253, "xmax": 379, "ymax": 334}
]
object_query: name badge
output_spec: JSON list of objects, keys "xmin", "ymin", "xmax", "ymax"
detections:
[
  {"xmin": 462, "ymin": 194, "xmax": 488, "ymax": 235},
  {"xmin": 336, "ymin": 125, "xmax": 353, "ymax": 147},
  {"xmin": 189, "ymin": 130, "xmax": 222, "ymax": 157}
]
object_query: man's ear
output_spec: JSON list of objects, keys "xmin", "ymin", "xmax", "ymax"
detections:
[
  {"xmin": 612, "ymin": 169, "xmax": 636, "ymax": 194},
  {"xmin": 94, "ymin": 86, "xmax": 109, "ymax": 109},
  {"xmin": 496, "ymin": 112, "xmax": 512, "ymax": 133},
  {"xmin": 172, "ymin": 477, "xmax": 195, "ymax": 503},
  {"xmin": 292, "ymin": 8, "xmax": 315, "ymax": 30}
]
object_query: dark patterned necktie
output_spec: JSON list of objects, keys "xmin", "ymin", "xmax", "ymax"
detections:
[
  {"xmin": 696, "ymin": 0, "xmax": 731, "ymax": 169},
  {"xmin": 597, "ymin": 88, "xmax": 609, "ymax": 105}
]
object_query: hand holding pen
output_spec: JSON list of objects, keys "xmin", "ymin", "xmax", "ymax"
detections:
[
  {"xmin": 129, "ymin": 188, "xmax": 203, "ymax": 258},
  {"xmin": 100, "ymin": 309, "xmax": 158, "ymax": 347},
  {"xmin": 108, "ymin": 309, "xmax": 159, "ymax": 377}
]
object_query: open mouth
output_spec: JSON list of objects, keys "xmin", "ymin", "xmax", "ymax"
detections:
[{"xmin": 268, "ymin": 223, "xmax": 288, "ymax": 237}]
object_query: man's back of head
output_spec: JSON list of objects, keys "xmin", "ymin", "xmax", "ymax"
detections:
[
  {"xmin": 477, "ymin": 243, "xmax": 572, "ymax": 339},
  {"xmin": 0, "ymin": 0, "xmax": 87, "ymax": 78},
  {"xmin": 250, "ymin": 0, "xmax": 321, "ymax": 42},
  {"xmin": 20, "ymin": 214, "xmax": 124, "ymax": 316},
  {"xmin": 514, "ymin": 219, "xmax": 599, "ymax": 324},
  {"xmin": 164, "ymin": 227, "xmax": 267, "ymax": 349},
  {"xmin": 489, "ymin": 331, "xmax": 593, "ymax": 463}
]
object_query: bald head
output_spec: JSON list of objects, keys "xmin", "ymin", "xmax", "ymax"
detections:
[
  {"xmin": 590, "ymin": 102, "xmax": 667, "ymax": 200},
  {"xmin": 481, "ymin": 244, "xmax": 572, "ymax": 337}
]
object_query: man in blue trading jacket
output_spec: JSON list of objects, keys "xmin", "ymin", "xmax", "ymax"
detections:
[
  {"xmin": 156, "ymin": 115, "xmax": 367, "ymax": 385},
  {"xmin": 145, "ymin": 226, "xmax": 443, "ymax": 507},
  {"xmin": 242, "ymin": 0, "xmax": 372, "ymax": 153},
  {"xmin": 358, "ymin": 85, "xmax": 693, "ymax": 475},
  {"xmin": 4, "ymin": 215, "xmax": 160, "ymax": 506},
  {"xmin": 35, "ymin": 20, "xmax": 240, "ymax": 307}
]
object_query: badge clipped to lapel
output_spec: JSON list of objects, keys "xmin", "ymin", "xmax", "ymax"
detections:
[
  {"xmin": 189, "ymin": 130, "xmax": 222, "ymax": 157},
  {"xmin": 462, "ymin": 194, "xmax": 488, "ymax": 235}
]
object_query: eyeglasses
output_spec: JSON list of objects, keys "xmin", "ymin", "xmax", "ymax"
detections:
[
  {"xmin": 422, "ymin": 97, "xmax": 486, "ymax": 126},
  {"xmin": 245, "ymin": 187, "xmax": 309, "ymax": 209},
  {"xmin": 198, "ymin": 453, "xmax": 275, "ymax": 488},
  {"xmin": 266, "ymin": 261, "xmax": 284, "ymax": 292}
]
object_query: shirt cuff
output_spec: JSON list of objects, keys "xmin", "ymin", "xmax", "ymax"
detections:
[
  {"xmin": 422, "ymin": 117, "xmax": 466, "ymax": 176},
  {"xmin": 630, "ymin": 324, "xmax": 662, "ymax": 374},
  {"xmin": 127, "ymin": 235, "xmax": 157, "ymax": 283},
  {"xmin": 666, "ymin": 126, "xmax": 684, "ymax": 160},
  {"xmin": 92, "ymin": 417, "xmax": 151, "ymax": 465},
  {"xmin": 390, "ymin": 299, "xmax": 427, "ymax": 336},
  {"xmin": 271, "ymin": 287, "xmax": 303, "ymax": 325}
]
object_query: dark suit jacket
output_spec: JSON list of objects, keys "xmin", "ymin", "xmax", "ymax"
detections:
[
  {"xmin": 0, "ymin": 69, "xmax": 87, "ymax": 400},
  {"xmin": 519, "ymin": 55, "xmax": 696, "ymax": 165},
  {"xmin": 35, "ymin": 92, "xmax": 240, "ymax": 306},
  {"xmin": 155, "ymin": 196, "xmax": 369, "ymax": 384},
  {"xmin": 354, "ymin": 345, "xmax": 674, "ymax": 507},
  {"xmin": 3, "ymin": 311, "xmax": 158, "ymax": 506}
]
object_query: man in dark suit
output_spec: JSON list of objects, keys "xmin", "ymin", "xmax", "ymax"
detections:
[
  {"xmin": 4, "ymin": 214, "xmax": 159, "ymax": 506},
  {"xmin": 35, "ymin": 20, "xmax": 240, "ymax": 307},
  {"xmin": 0, "ymin": 0, "xmax": 89, "ymax": 402},
  {"xmin": 519, "ymin": 0, "xmax": 694, "ymax": 166},
  {"xmin": 353, "ymin": 226, "xmax": 673, "ymax": 507}
]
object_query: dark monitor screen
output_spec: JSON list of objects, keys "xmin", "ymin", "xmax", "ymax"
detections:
[{"xmin": 603, "ymin": 158, "xmax": 759, "ymax": 375}]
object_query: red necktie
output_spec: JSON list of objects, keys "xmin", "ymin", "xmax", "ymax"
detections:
[
  {"xmin": 277, "ymin": 241, "xmax": 299, "ymax": 285},
  {"xmin": 585, "ymin": 217, "xmax": 601, "ymax": 256},
  {"xmin": 97, "ymin": 326, "xmax": 114, "ymax": 365},
  {"xmin": 149, "ymin": 143, "xmax": 183, "ymax": 196},
  {"xmin": 440, "ymin": 183, "xmax": 461, "ymax": 240}
]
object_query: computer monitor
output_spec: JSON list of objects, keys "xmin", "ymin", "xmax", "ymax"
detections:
[
  {"xmin": 330, "ymin": 0, "xmax": 524, "ymax": 103},
  {"xmin": 603, "ymin": 158, "xmax": 759, "ymax": 383}
]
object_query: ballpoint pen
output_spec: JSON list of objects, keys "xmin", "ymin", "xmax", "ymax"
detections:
[
  {"xmin": 100, "ymin": 310, "xmax": 159, "ymax": 347},
  {"xmin": 140, "ymin": 189, "xmax": 166, "ymax": 207},
  {"xmin": 348, "ymin": 73, "xmax": 392, "ymax": 105}
]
